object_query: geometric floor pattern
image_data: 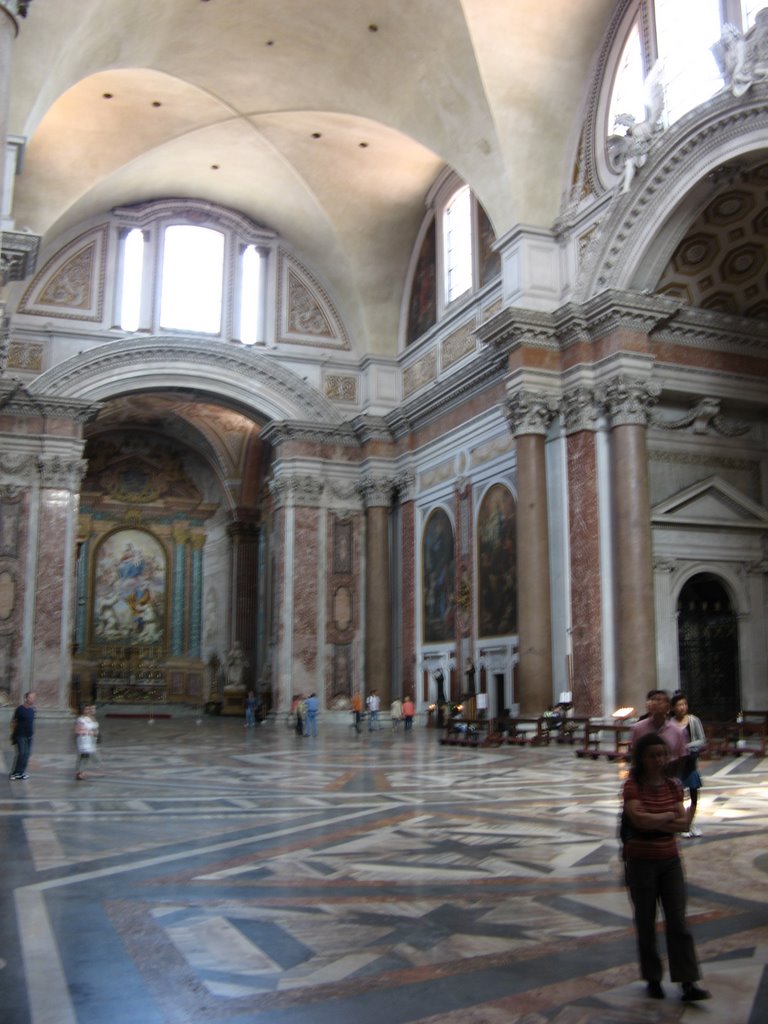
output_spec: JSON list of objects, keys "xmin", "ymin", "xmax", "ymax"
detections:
[{"xmin": 2, "ymin": 710, "xmax": 767, "ymax": 1023}]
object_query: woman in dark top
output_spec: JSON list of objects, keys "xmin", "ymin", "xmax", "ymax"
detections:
[{"xmin": 622, "ymin": 732, "xmax": 710, "ymax": 1002}]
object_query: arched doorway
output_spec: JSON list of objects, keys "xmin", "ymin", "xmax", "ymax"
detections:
[{"xmin": 677, "ymin": 573, "xmax": 740, "ymax": 721}]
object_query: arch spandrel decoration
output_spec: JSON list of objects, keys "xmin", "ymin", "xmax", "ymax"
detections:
[
  {"xmin": 277, "ymin": 250, "xmax": 350, "ymax": 350},
  {"xmin": 28, "ymin": 336, "xmax": 345, "ymax": 425},
  {"xmin": 17, "ymin": 224, "xmax": 109, "ymax": 322}
]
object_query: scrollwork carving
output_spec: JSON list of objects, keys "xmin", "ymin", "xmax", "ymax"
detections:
[{"xmin": 648, "ymin": 397, "xmax": 750, "ymax": 437}]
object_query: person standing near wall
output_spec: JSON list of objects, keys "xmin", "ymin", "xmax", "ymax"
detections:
[
  {"xmin": 10, "ymin": 691, "xmax": 36, "ymax": 780},
  {"xmin": 244, "ymin": 690, "xmax": 257, "ymax": 728},
  {"xmin": 366, "ymin": 690, "xmax": 381, "ymax": 731},
  {"xmin": 75, "ymin": 705, "xmax": 99, "ymax": 780}
]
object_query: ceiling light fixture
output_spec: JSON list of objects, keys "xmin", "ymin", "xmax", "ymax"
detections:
[
  {"xmin": 368, "ymin": 24, "xmax": 378, "ymax": 32},
  {"xmin": 102, "ymin": 93, "xmax": 113, "ymax": 100},
  {"xmin": 311, "ymin": 132, "xmax": 322, "ymax": 139}
]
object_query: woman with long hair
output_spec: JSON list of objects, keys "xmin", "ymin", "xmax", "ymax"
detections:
[
  {"xmin": 670, "ymin": 691, "xmax": 706, "ymax": 837},
  {"xmin": 622, "ymin": 731, "xmax": 710, "ymax": 1002}
]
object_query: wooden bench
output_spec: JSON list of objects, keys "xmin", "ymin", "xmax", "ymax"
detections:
[
  {"xmin": 440, "ymin": 719, "xmax": 491, "ymax": 748},
  {"xmin": 555, "ymin": 716, "xmax": 590, "ymax": 745},
  {"xmin": 576, "ymin": 722, "xmax": 632, "ymax": 761}
]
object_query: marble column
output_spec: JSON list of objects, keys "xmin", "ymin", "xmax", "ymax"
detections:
[
  {"xmin": 359, "ymin": 476, "xmax": 393, "ymax": 705},
  {"xmin": 189, "ymin": 533, "xmax": 204, "ymax": 659},
  {"xmin": 170, "ymin": 525, "xmax": 188, "ymax": 657},
  {"xmin": 600, "ymin": 376, "xmax": 659, "ymax": 709},
  {"xmin": 227, "ymin": 518, "xmax": 260, "ymax": 687},
  {"xmin": 395, "ymin": 470, "xmax": 416, "ymax": 701},
  {"xmin": 561, "ymin": 386, "xmax": 604, "ymax": 716},
  {"xmin": 505, "ymin": 389, "xmax": 557, "ymax": 712}
]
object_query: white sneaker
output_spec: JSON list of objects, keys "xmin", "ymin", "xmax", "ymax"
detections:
[{"xmin": 689, "ymin": 824, "xmax": 702, "ymax": 837}]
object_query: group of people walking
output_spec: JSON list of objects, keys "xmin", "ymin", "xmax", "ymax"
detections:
[{"xmin": 350, "ymin": 691, "xmax": 415, "ymax": 733}]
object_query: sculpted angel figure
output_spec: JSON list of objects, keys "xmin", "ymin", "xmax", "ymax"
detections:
[
  {"xmin": 711, "ymin": 21, "xmax": 768, "ymax": 98},
  {"xmin": 608, "ymin": 61, "xmax": 665, "ymax": 194}
]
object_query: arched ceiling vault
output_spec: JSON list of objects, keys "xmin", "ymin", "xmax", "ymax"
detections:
[{"xmin": 8, "ymin": 0, "xmax": 616, "ymax": 357}]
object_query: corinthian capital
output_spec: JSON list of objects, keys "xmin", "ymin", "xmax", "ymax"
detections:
[
  {"xmin": 597, "ymin": 376, "xmax": 660, "ymax": 428},
  {"xmin": 37, "ymin": 456, "xmax": 87, "ymax": 490},
  {"xmin": 269, "ymin": 473, "xmax": 325, "ymax": 509},
  {"xmin": 356, "ymin": 475, "xmax": 395, "ymax": 509},
  {"xmin": 560, "ymin": 386, "xmax": 600, "ymax": 434},
  {"xmin": 504, "ymin": 389, "xmax": 559, "ymax": 437}
]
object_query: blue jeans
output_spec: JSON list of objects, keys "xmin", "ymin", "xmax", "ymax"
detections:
[
  {"xmin": 12, "ymin": 737, "xmax": 32, "ymax": 776},
  {"xmin": 305, "ymin": 711, "xmax": 318, "ymax": 737},
  {"xmin": 368, "ymin": 710, "xmax": 380, "ymax": 731}
]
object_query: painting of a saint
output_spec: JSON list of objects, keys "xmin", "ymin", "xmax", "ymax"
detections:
[
  {"xmin": 477, "ymin": 484, "xmax": 517, "ymax": 637},
  {"xmin": 92, "ymin": 529, "xmax": 166, "ymax": 646},
  {"xmin": 423, "ymin": 508, "xmax": 455, "ymax": 642}
]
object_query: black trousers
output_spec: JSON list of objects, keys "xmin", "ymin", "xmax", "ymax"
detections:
[{"xmin": 625, "ymin": 856, "xmax": 700, "ymax": 983}]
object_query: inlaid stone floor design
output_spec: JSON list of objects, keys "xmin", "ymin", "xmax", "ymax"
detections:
[{"xmin": 1, "ymin": 711, "xmax": 766, "ymax": 1023}]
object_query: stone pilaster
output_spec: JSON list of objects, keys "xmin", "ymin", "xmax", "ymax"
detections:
[{"xmin": 227, "ymin": 518, "xmax": 260, "ymax": 688}]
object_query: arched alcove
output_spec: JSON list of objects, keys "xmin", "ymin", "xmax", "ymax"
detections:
[{"xmin": 676, "ymin": 572, "xmax": 740, "ymax": 721}]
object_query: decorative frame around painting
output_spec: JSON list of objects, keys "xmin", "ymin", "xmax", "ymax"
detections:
[
  {"xmin": 91, "ymin": 528, "xmax": 167, "ymax": 648},
  {"xmin": 422, "ymin": 507, "xmax": 455, "ymax": 643}
]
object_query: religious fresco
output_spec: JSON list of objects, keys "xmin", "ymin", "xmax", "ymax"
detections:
[
  {"xmin": 477, "ymin": 483, "xmax": 517, "ymax": 638},
  {"xmin": 407, "ymin": 220, "xmax": 437, "ymax": 344},
  {"xmin": 422, "ymin": 508, "xmax": 455, "ymax": 643},
  {"xmin": 92, "ymin": 529, "xmax": 166, "ymax": 647}
]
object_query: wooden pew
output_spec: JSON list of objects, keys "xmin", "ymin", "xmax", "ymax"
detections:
[{"xmin": 576, "ymin": 722, "xmax": 632, "ymax": 761}]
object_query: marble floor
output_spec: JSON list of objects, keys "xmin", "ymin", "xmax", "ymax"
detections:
[{"xmin": 1, "ymin": 709, "xmax": 766, "ymax": 1024}]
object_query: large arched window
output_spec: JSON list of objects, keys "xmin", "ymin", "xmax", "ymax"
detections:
[
  {"xmin": 114, "ymin": 200, "xmax": 273, "ymax": 344},
  {"xmin": 405, "ymin": 174, "xmax": 499, "ymax": 346},
  {"xmin": 607, "ymin": 0, "xmax": 762, "ymax": 141}
]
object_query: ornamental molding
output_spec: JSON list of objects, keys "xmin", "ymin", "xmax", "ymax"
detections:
[
  {"xmin": 648, "ymin": 397, "xmax": 750, "ymax": 437},
  {"xmin": 0, "ymin": 453, "xmax": 36, "ymax": 482},
  {"xmin": 576, "ymin": 85, "xmax": 768, "ymax": 302},
  {"xmin": 650, "ymin": 305, "xmax": 768, "ymax": 354},
  {"xmin": 113, "ymin": 198, "xmax": 274, "ymax": 240},
  {"xmin": 596, "ymin": 376, "xmax": 661, "ymax": 427},
  {"xmin": 389, "ymin": 345, "xmax": 508, "ymax": 440},
  {"xmin": 28, "ymin": 336, "xmax": 343, "ymax": 425},
  {"xmin": 474, "ymin": 306, "xmax": 557, "ymax": 352},
  {"xmin": 269, "ymin": 473, "xmax": 325, "ymax": 509},
  {"xmin": 350, "ymin": 415, "xmax": 394, "ymax": 445},
  {"xmin": 0, "ymin": 380, "xmax": 100, "ymax": 422},
  {"xmin": 0, "ymin": 230, "xmax": 40, "ymax": 286},
  {"xmin": 261, "ymin": 420, "xmax": 358, "ymax": 449},
  {"xmin": 504, "ymin": 388, "xmax": 559, "ymax": 437},
  {"xmin": 556, "ymin": 289, "xmax": 681, "ymax": 344}
]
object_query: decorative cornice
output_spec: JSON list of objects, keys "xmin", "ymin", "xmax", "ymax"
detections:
[
  {"xmin": 261, "ymin": 420, "xmax": 358, "ymax": 449},
  {"xmin": 651, "ymin": 304, "xmax": 768, "ymax": 354},
  {"xmin": 559, "ymin": 289, "xmax": 682, "ymax": 342},
  {"xmin": 0, "ymin": 230, "xmax": 40, "ymax": 285},
  {"xmin": 387, "ymin": 344, "xmax": 508, "ymax": 440},
  {"xmin": 474, "ymin": 306, "xmax": 557, "ymax": 351},
  {"xmin": 596, "ymin": 376, "xmax": 661, "ymax": 428},
  {"xmin": 504, "ymin": 388, "xmax": 559, "ymax": 437},
  {"xmin": 350, "ymin": 415, "xmax": 394, "ymax": 445},
  {"xmin": 0, "ymin": 380, "xmax": 101, "ymax": 422}
]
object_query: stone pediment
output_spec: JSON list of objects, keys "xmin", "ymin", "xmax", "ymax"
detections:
[{"xmin": 652, "ymin": 476, "xmax": 768, "ymax": 530}]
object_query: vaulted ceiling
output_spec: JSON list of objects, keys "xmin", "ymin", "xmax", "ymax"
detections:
[{"xmin": 8, "ymin": 0, "xmax": 616, "ymax": 356}]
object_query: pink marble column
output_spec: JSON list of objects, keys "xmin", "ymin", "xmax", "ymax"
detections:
[
  {"xmin": 562, "ymin": 387, "xmax": 603, "ymax": 716},
  {"xmin": 602, "ymin": 376, "xmax": 658, "ymax": 708},
  {"xmin": 505, "ymin": 390, "xmax": 557, "ymax": 713},
  {"xmin": 361, "ymin": 477, "xmax": 392, "ymax": 705}
]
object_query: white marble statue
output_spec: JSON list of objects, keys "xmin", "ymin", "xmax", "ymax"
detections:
[
  {"xmin": 608, "ymin": 61, "xmax": 665, "ymax": 194},
  {"xmin": 224, "ymin": 641, "xmax": 249, "ymax": 691}
]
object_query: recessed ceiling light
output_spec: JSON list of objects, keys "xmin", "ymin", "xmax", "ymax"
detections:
[
  {"xmin": 211, "ymin": 164, "xmax": 219, "ymax": 170},
  {"xmin": 102, "ymin": 93, "xmax": 113, "ymax": 99},
  {"xmin": 266, "ymin": 40, "xmax": 274, "ymax": 46},
  {"xmin": 368, "ymin": 24, "xmax": 378, "ymax": 32},
  {"xmin": 359, "ymin": 142, "xmax": 369, "ymax": 148},
  {"xmin": 152, "ymin": 101, "xmax": 162, "ymax": 107},
  {"xmin": 311, "ymin": 132, "xmax": 322, "ymax": 139}
]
